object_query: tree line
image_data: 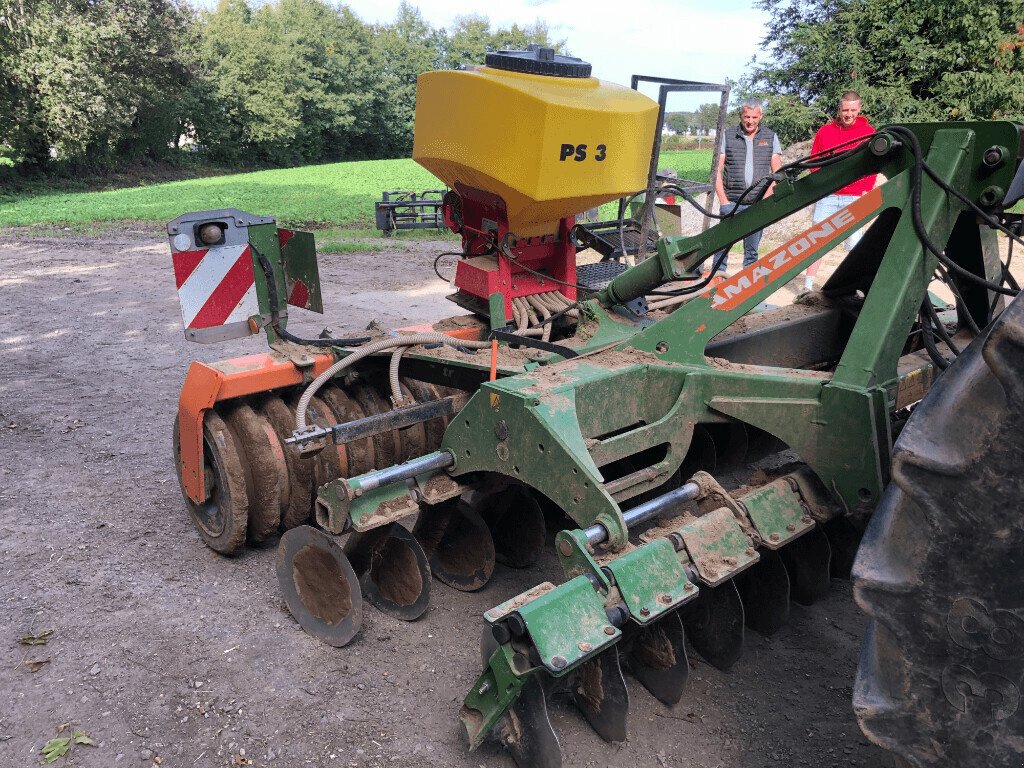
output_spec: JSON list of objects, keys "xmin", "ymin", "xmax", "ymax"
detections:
[
  {"xmin": 4, "ymin": 0, "xmax": 1023, "ymax": 177},
  {"xmin": 744, "ymin": 0, "xmax": 1024, "ymax": 145},
  {"xmin": 0, "ymin": 0, "xmax": 559, "ymax": 173},
  {"xmin": 664, "ymin": 103, "xmax": 723, "ymax": 137}
]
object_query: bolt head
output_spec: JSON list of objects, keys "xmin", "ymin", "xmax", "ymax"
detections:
[
  {"xmin": 683, "ymin": 582, "xmax": 695, "ymax": 592},
  {"xmin": 745, "ymin": 547, "xmax": 755, "ymax": 556},
  {"xmin": 578, "ymin": 642, "xmax": 593, "ymax": 653},
  {"xmin": 557, "ymin": 540, "xmax": 573, "ymax": 557},
  {"xmin": 658, "ymin": 593, "xmax": 673, "ymax": 605},
  {"xmin": 801, "ymin": 515, "xmax": 813, "ymax": 525},
  {"xmin": 551, "ymin": 656, "xmax": 567, "ymax": 670},
  {"xmin": 640, "ymin": 607, "xmax": 651, "ymax": 617},
  {"xmin": 786, "ymin": 523, "xmax": 797, "ymax": 532},
  {"xmin": 769, "ymin": 532, "xmax": 780, "ymax": 542},
  {"xmin": 603, "ymin": 626, "xmax": 616, "ymax": 636}
]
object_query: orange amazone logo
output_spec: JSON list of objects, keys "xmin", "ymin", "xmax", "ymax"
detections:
[{"xmin": 711, "ymin": 187, "xmax": 883, "ymax": 311}]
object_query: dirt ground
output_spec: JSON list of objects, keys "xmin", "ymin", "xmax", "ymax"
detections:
[{"xmin": 0, "ymin": 220, "xmax": 917, "ymax": 768}]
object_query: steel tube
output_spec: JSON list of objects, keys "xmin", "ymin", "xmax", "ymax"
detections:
[
  {"xmin": 354, "ymin": 450, "xmax": 455, "ymax": 493},
  {"xmin": 583, "ymin": 481, "xmax": 700, "ymax": 546}
]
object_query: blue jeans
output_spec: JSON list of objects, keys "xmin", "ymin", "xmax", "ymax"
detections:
[
  {"xmin": 710, "ymin": 202, "xmax": 762, "ymax": 274},
  {"xmin": 813, "ymin": 194, "xmax": 863, "ymax": 248}
]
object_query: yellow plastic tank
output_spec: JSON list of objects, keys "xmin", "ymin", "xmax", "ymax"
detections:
[{"xmin": 413, "ymin": 49, "xmax": 659, "ymax": 237}]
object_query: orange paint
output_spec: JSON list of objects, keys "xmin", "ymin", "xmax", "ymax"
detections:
[
  {"xmin": 177, "ymin": 351, "xmax": 333, "ymax": 502},
  {"xmin": 711, "ymin": 188, "xmax": 883, "ymax": 312},
  {"xmin": 489, "ymin": 339, "xmax": 499, "ymax": 381},
  {"xmin": 397, "ymin": 322, "xmax": 485, "ymax": 341}
]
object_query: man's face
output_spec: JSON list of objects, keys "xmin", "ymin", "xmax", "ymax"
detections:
[
  {"xmin": 838, "ymin": 99, "xmax": 862, "ymax": 128},
  {"xmin": 740, "ymin": 107, "xmax": 762, "ymax": 135}
]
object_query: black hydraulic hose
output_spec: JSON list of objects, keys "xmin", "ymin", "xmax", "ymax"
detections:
[
  {"xmin": 644, "ymin": 249, "xmax": 729, "ymax": 297},
  {"xmin": 661, "ymin": 183, "xmax": 733, "ymax": 220},
  {"xmin": 251, "ymin": 244, "xmax": 373, "ymax": 347},
  {"xmin": 919, "ymin": 305, "xmax": 951, "ymax": 370},
  {"xmin": 934, "ymin": 263, "xmax": 981, "ymax": 336},
  {"xmin": 921, "ymin": 160, "xmax": 1024, "ymax": 256},
  {"xmin": 993, "ymin": 238, "xmax": 1019, "ymax": 315},
  {"xmin": 922, "ymin": 298, "xmax": 961, "ymax": 355},
  {"xmin": 887, "ymin": 126, "xmax": 1017, "ymax": 298}
]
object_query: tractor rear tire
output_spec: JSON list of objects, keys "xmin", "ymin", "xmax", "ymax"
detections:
[{"xmin": 853, "ymin": 293, "xmax": 1024, "ymax": 767}]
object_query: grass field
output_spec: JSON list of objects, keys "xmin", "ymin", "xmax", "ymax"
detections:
[{"xmin": 0, "ymin": 151, "xmax": 713, "ymax": 230}]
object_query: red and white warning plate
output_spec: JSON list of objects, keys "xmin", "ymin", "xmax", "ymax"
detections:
[{"xmin": 172, "ymin": 244, "xmax": 260, "ymax": 342}]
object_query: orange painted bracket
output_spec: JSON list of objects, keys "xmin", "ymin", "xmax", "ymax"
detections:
[
  {"xmin": 178, "ymin": 362, "xmax": 224, "ymax": 504},
  {"xmin": 396, "ymin": 322, "xmax": 486, "ymax": 342},
  {"xmin": 177, "ymin": 352, "xmax": 333, "ymax": 503}
]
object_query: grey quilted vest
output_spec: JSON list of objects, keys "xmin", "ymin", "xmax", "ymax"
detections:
[{"xmin": 722, "ymin": 125, "xmax": 777, "ymax": 202}]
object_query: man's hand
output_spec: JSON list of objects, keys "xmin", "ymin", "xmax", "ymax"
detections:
[
  {"xmin": 763, "ymin": 152, "xmax": 783, "ymax": 198},
  {"xmin": 715, "ymin": 152, "xmax": 728, "ymax": 207}
]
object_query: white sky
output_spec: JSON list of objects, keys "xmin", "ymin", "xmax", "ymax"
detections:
[{"xmin": 201, "ymin": 0, "xmax": 770, "ymax": 113}]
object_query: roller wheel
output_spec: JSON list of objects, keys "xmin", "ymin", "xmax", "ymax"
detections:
[
  {"xmin": 261, "ymin": 396, "xmax": 317, "ymax": 530},
  {"xmin": 172, "ymin": 410, "xmax": 248, "ymax": 555},
  {"xmin": 351, "ymin": 379, "xmax": 401, "ymax": 466},
  {"xmin": 403, "ymin": 379, "xmax": 451, "ymax": 451},
  {"xmin": 223, "ymin": 401, "xmax": 284, "ymax": 544},
  {"xmin": 394, "ymin": 381, "xmax": 427, "ymax": 461},
  {"xmin": 853, "ymin": 293, "xmax": 1024, "ymax": 767},
  {"xmin": 319, "ymin": 384, "xmax": 375, "ymax": 475},
  {"xmin": 306, "ymin": 394, "xmax": 346, "ymax": 482}
]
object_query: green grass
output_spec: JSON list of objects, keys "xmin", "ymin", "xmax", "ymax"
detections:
[
  {"xmin": 0, "ymin": 150, "xmax": 714, "ymax": 229},
  {"xmin": 657, "ymin": 149, "xmax": 714, "ymax": 183},
  {"xmin": 0, "ymin": 158, "xmax": 442, "ymax": 229}
]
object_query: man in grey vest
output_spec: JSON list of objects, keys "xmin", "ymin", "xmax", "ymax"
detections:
[{"xmin": 709, "ymin": 98, "xmax": 782, "ymax": 274}]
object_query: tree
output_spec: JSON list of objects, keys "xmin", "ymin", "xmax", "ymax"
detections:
[
  {"xmin": 362, "ymin": 2, "xmax": 446, "ymax": 157},
  {"xmin": 745, "ymin": 0, "xmax": 1024, "ymax": 144},
  {"xmin": 694, "ymin": 103, "xmax": 722, "ymax": 135},
  {"xmin": 195, "ymin": 0, "xmax": 380, "ymax": 165},
  {"xmin": 0, "ymin": 0, "xmax": 195, "ymax": 170},
  {"xmin": 665, "ymin": 112, "xmax": 690, "ymax": 134}
]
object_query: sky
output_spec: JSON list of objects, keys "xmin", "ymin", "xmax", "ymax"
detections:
[{"xmin": 201, "ymin": 0, "xmax": 771, "ymax": 113}]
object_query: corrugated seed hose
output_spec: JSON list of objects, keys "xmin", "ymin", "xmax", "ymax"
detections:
[{"xmin": 293, "ymin": 333, "xmax": 491, "ymax": 433}]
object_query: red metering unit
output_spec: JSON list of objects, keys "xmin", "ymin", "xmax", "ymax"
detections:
[{"xmin": 412, "ymin": 46, "xmax": 658, "ymax": 321}]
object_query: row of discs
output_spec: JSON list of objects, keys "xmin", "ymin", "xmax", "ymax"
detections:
[{"xmin": 175, "ymin": 374, "xmax": 452, "ymax": 555}]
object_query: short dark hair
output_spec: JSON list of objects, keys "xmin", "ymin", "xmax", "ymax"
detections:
[{"xmin": 840, "ymin": 90, "xmax": 861, "ymax": 104}]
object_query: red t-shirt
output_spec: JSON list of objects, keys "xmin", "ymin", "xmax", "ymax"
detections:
[{"xmin": 811, "ymin": 115, "xmax": 876, "ymax": 196}]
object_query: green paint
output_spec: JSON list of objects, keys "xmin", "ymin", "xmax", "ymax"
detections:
[
  {"xmin": 739, "ymin": 479, "xmax": 815, "ymax": 549},
  {"xmin": 605, "ymin": 538, "xmax": 696, "ymax": 624},
  {"xmin": 280, "ymin": 230, "xmax": 323, "ymax": 313}
]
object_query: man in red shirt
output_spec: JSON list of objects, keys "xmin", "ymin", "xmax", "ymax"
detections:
[{"xmin": 802, "ymin": 91, "xmax": 876, "ymax": 291}]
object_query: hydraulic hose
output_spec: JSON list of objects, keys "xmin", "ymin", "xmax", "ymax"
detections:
[
  {"xmin": 252, "ymin": 244, "xmax": 373, "ymax": 347},
  {"xmin": 527, "ymin": 295, "xmax": 552, "ymax": 342},
  {"xmin": 388, "ymin": 346, "xmax": 407, "ymax": 406},
  {"xmin": 294, "ymin": 333, "xmax": 491, "ymax": 433}
]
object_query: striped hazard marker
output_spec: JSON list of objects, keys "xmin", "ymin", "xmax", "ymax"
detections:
[{"xmin": 172, "ymin": 243, "xmax": 260, "ymax": 341}]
